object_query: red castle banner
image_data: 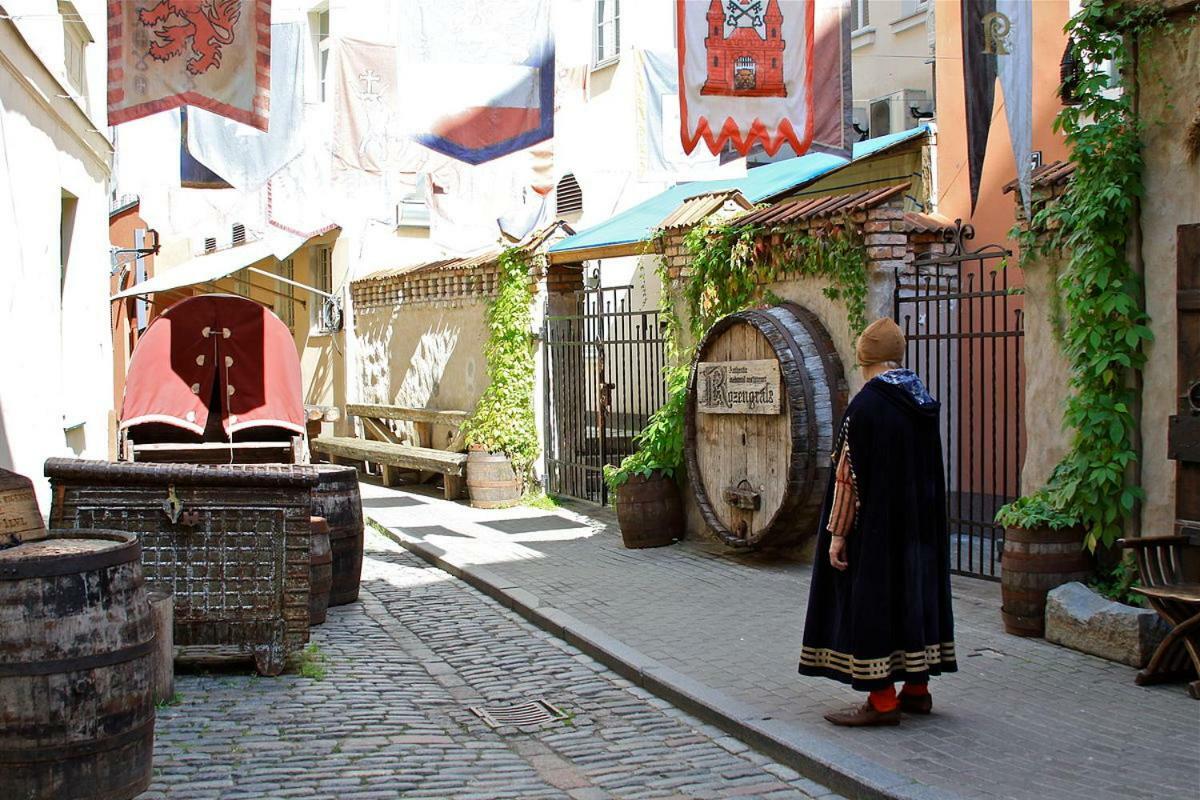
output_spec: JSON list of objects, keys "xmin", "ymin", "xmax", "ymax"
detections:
[
  {"xmin": 108, "ymin": 0, "xmax": 272, "ymax": 131},
  {"xmin": 677, "ymin": 0, "xmax": 818, "ymax": 157}
]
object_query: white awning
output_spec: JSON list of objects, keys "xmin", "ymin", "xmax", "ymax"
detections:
[{"xmin": 112, "ymin": 240, "xmax": 277, "ymax": 300}]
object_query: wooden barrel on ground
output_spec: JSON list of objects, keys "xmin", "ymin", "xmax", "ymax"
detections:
[
  {"xmin": 309, "ymin": 516, "xmax": 333, "ymax": 625},
  {"xmin": 685, "ymin": 302, "xmax": 847, "ymax": 549},
  {"xmin": 616, "ymin": 471, "xmax": 684, "ymax": 548},
  {"xmin": 311, "ymin": 464, "xmax": 364, "ymax": 607},
  {"xmin": 466, "ymin": 449, "xmax": 521, "ymax": 509},
  {"xmin": 1001, "ymin": 525, "xmax": 1092, "ymax": 637},
  {"xmin": 0, "ymin": 530, "xmax": 155, "ymax": 800}
]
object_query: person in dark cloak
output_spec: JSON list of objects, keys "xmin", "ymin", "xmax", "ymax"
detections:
[{"xmin": 799, "ymin": 317, "xmax": 956, "ymax": 726}]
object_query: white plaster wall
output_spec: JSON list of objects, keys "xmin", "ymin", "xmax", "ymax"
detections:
[{"xmin": 0, "ymin": 3, "xmax": 114, "ymax": 511}]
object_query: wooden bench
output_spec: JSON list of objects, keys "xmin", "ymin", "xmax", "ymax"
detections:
[
  {"xmin": 311, "ymin": 436, "xmax": 468, "ymax": 500},
  {"xmin": 1119, "ymin": 532, "xmax": 1200, "ymax": 699},
  {"xmin": 346, "ymin": 404, "xmax": 470, "ymax": 452}
]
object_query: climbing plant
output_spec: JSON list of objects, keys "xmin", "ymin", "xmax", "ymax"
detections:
[
  {"xmin": 604, "ymin": 217, "xmax": 869, "ymax": 492},
  {"xmin": 995, "ymin": 1, "xmax": 1172, "ymax": 551},
  {"xmin": 460, "ymin": 247, "xmax": 540, "ymax": 477}
]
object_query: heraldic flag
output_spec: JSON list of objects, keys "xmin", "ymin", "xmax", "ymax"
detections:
[
  {"xmin": 677, "ymin": 0, "xmax": 816, "ymax": 157},
  {"xmin": 108, "ymin": 1, "xmax": 272, "ymax": 131},
  {"xmin": 396, "ymin": 0, "xmax": 554, "ymax": 165}
]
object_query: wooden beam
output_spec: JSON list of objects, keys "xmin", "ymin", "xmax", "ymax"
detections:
[
  {"xmin": 312, "ymin": 436, "xmax": 468, "ymax": 475},
  {"xmin": 346, "ymin": 403, "xmax": 470, "ymax": 427},
  {"xmin": 361, "ymin": 416, "xmax": 400, "ymax": 445},
  {"xmin": 547, "ymin": 240, "xmax": 650, "ymax": 265}
]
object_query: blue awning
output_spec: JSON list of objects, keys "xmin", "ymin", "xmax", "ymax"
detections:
[
  {"xmin": 547, "ymin": 152, "xmax": 847, "ymax": 261},
  {"xmin": 548, "ymin": 127, "xmax": 932, "ymax": 262}
]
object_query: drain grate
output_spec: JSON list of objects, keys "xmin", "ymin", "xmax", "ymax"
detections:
[{"xmin": 469, "ymin": 699, "xmax": 567, "ymax": 729}]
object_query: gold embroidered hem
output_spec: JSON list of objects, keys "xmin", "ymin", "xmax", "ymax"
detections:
[{"xmin": 799, "ymin": 642, "xmax": 957, "ymax": 681}]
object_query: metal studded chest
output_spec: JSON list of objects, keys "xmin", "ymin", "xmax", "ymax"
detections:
[{"xmin": 45, "ymin": 458, "xmax": 317, "ymax": 676}]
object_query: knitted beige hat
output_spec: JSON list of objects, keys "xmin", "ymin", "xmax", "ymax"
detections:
[{"xmin": 855, "ymin": 317, "xmax": 906, "ymax": 366}]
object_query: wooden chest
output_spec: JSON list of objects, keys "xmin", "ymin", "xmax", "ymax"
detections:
[{"xmin": 45, "ymin": 458, "xmax": 317, "ymax": 676}]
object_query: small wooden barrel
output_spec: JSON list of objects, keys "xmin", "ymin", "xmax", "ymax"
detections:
[
  {"xmin": 685, "ymin": 302, "xmax": 847, "ymax": 549},
  {"xmin": 311, "ymin": 464, "xmax": 364, "ymax": 607},
  {"xmin": 309, "ymin": 516, "xmax": 333, "ymax": 626},
  {"xmin": 0, "ymin": 530, "xmax": 155, "ymax": 800},
  {"xmin": 1001, "ymin": 525, "xmax": 1092, "ymax": 637},
  {"xmin": 616, "ymin": 471, "xmax": 683, "ymax": 548},
  {"xmin": 466, "ymin": 450, "xmax": 521, "ymax": 509},
  {"xmin": 147, "ymin": 590, "xmax": 175, "ymax": 705}
]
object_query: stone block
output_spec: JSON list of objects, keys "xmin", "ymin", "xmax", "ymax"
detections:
[{"xmin": 1045, "ymin": 581, "xmax": 1169, "ymax": 668}]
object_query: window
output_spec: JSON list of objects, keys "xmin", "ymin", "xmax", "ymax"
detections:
[
  {"xmin": 311, "ymin": 6, "xmax": 331, "ymax": 101},
  {"xmin": 850, "ymin": 0, "xmax": 869, "ymax": 31},
  {"xmin": 311, "ymin": 245, "xmax": 333, "ymax": 332},
  {"xmin": 59, "ymin": 1, "xmax": 90, "ymax": 102},
  {"xmin": 276, "ymin": 258, "xmax": 295, "ymax": 330},
  {"xmin": 594, "ymin": 0, "xmax": 620, "ymax": 66}
]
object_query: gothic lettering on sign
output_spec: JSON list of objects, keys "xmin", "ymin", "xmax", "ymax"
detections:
[
  {"xmin": 696, "ymin": 359, "xmax": 781, "ymax": 415},
  {"xmin": 982, "ymin": 11, "xmax": 1012, "ymax": 56}
]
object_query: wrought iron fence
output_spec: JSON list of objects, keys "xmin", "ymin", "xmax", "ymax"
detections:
[
  {"xmin": 543, "ymin": 285, "xmax": 668, "ymax": 504},
  {"xmin": 894, "ymin": 223, "xmax": 1023, "ymax": 580}
]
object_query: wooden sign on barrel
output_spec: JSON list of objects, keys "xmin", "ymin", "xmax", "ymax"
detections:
[
  {"xmin": 695, "ymin": 359, "xmax": 781, "ymax": 415},
  {"xmin": 0, "ymin": 468, "xmax": 46, "ymax": 548}
]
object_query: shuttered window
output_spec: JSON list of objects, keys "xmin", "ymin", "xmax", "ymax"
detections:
[{"xmin": 556, "ymin": 173, "xmax": 583, "ymax": 216}]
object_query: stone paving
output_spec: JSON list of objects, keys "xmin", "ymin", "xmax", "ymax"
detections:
[
  {"xmin": 361, "ymin": 479, "xmax": 1200, "ymax": 800},
  {"xmin": 139, "ymin": 531, "xmax": 840, "ymax": 800}
]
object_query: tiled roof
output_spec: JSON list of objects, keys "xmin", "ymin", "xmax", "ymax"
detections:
[
  {"xmin": 659, "ymin": 190, "xmax": 752, "ymax": 231},
  {"xmin": 734, "ymin": 183, "xmax": 911, "ymax": 228},
  {"xmin": 1003, "ymin": 160, "xmax": 1076, "ymax": 194},
  {"xmin": 902, "ymin": 211, "xmax": 956, "ymax": 234},
  {"xmin": 354, "ymin": 221, "xmax": 573, "ymax": 284}
]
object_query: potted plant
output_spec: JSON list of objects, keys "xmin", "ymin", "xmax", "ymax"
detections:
[
  {"xmin": 994, "ymin": 492, "xmax": 1092, "ymax": 637},
  {"xmin": 604, "ymin": 378, "xmax": 686, "ymax": 549}
]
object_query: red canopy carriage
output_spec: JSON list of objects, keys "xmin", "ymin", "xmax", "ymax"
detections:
[{"xmin": 120, "ymin": 294, "xmax": 306, "ymax": 463}]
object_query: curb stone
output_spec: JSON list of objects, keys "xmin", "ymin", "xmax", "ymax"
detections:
[{"xmin": 369, "ymin": 518, "xmax": 958, "ymax": 800}]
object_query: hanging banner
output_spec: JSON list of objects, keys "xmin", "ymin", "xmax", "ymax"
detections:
[
  {"xmin": 677, "ymin": 0, "xmax": 815, "ymax": 157},
  {"xmin": 331, "ymin": 38, "xmax": 403, "ymax": 174},
  {"xmin": 637, "ymin": 49, "xmax": 722, "ymax": 179},
  {"xmin": 186, "ymin": 22, "xmax": 304, "ymax": 191},
  {"xmin": 995, "ymin": 0, "xmax": 1033, "ymax": 216},
  {"xmin": 107, "ymin": 0, "xmax": 272, "ymax": 131},
  {"xmin": 179, "ymin": 108, "xmax": 232, "ymax": 188},
  {"xmin": 810, "ymin": 0, "xmax": 853, "ymax": 156},
  {"xmin": 961, "ymin": 0, "xmax": 997, "ymax": 214},
  {"xmin": 396, "ymin": 0, "xmax": 554, "ymax": 165}
]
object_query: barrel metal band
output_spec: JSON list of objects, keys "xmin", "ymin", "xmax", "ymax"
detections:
[
  {"xmin": 0, "ymin": 636, "xmax": 156, "ymax": 677},
  {"xmin": 753, "ymin": 308, "xmax": 820, "ymax": 509},
  {"xmin": 0, "ymin": 537, "xmax": 140, "ymax": 580},
  {"xmin": 0, "ymin": 716, "xmax": 154, "ymax": 763}
]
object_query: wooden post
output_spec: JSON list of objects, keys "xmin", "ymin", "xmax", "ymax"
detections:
[{"xmin": 147, "ymin": 590, "xmax": 175, "ymax": 704}]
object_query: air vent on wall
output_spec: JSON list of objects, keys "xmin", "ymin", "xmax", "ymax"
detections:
[
  {"xmin": 232, "ymin": 223, "xmax": 246, "ymax": 246},
  {"xmin": 556, "ymin": 173, "xmax": 583, "ymax": 216},
  {"xmin": 204, "ymin": 237, "xmax": 217, "ymax": 253}
]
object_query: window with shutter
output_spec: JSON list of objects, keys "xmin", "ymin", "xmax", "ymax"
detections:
[{"xmin": 232, "ymin": 223, "xmax": 246, "ymax": 246}]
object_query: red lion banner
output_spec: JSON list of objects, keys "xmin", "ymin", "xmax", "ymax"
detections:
[{"xmin": 108, "ymin": 0, "xmax": 271, "ymax": 130}]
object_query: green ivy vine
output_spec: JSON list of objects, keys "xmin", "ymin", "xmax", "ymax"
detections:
[
  {"xmin": 995, "ymin": 1, "xmax": 1170, "ymax": 551},
  {"xmin": 604, "ymin": 216, "xmax": 869, "ymax": 492},
  {"xmin": 460, "ymin": 247, "xmax": 539, "ymax": 477}
]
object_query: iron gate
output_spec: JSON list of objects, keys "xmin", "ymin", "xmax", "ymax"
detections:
[
  {"xmin": 893, "ymin": 222, "xmax": 1024, "ymax": 580},
  {"xmin": 543, "ymin": 284, "xmax": 668, "ymax": 504}
]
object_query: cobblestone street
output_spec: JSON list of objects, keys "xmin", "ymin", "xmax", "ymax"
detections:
[
  {"xmin": 140, "ymin": 532, "xmax": 839, "ymax": 800},
  {"xmin": 361, "ymin": 480, "xmax": 1200, "ymax": 800}
]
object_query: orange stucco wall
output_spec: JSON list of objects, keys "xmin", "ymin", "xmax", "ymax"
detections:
[{"xmin": 934, "ymin": 0, "xmax": 1071, "ymax": 242}]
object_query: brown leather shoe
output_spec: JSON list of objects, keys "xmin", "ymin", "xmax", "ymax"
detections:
[
  {"xmin": 899, "ymin": 692, "xmax": 933, "ymax": 715},
  {"xmin": 824, "ymin": 701, "xmax": 901, "ymax": 727}
]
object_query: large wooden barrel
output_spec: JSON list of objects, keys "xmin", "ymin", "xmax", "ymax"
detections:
[
  {"xmin": 685, "ymin": 302, "xmax": 847, "ymax": 549},
  {"xmin": 0, "ymin": 530, "xmax": 155, "ymax": 800},
  {"xmin": 1001, "ymin": 525, "xmax": 1092, "ymax": 637},
  {"xmin": 311, "ymin": 465, "xmax": 364, "ymax": 607},
  {"xmin": 466, "ymin": 449, "xmax": 522, "ymax": 509},
  {"xmin": 309, "ymin": 516, "xmax": 333, "ymax": 626},
  {"xmin": 616, "ymin": 471, "xmax": 684, "ymax": 548}
]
